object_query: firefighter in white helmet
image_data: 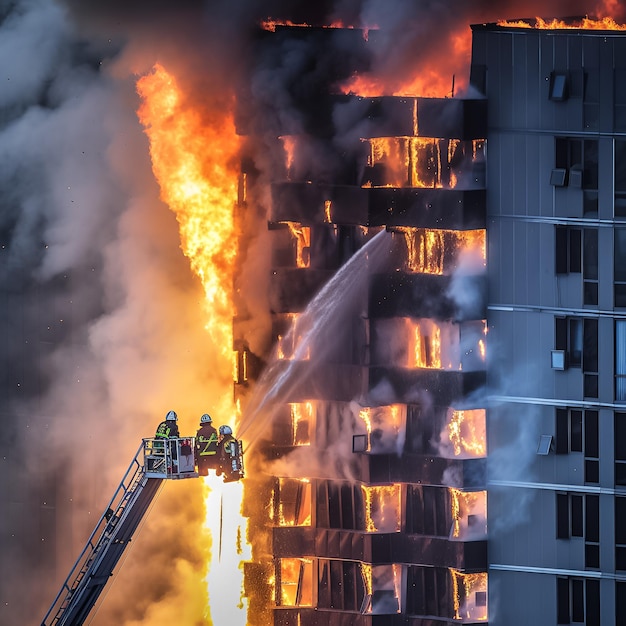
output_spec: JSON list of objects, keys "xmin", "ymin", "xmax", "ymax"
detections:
[
  {"xmin": 217, "ymin": 425, "xmax": 239, "ymax": 480},
  {"xmin": 154, "ymin": 410, "xmax": 181, "ymax": 472},
  {"xmin": 155, "ymin": 410, "xmax": 180, "ymax": 439},
  {"xmin": 195, "ymin": 413, "xmax": 219, "ymax": 476}
]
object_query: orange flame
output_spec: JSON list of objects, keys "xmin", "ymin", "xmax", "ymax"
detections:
[
  {"xmin": 361, "ymin": 484, "xmax": 401, "ymax": 532},
  {"xmin": 261, "ymin": 19, "xmax": 311, "ymax": 31},
  {"xmin": 497, "ymin": 16, "xmax": 626, "ymax": 30},
  {"xmin": 412, "ymin": 320, "xmax": 442, "ymax": 369},
  {"xmin": 276, "ymin": 478, "xmax": 312, "ymax": 526},
  {"xmin": 394, "ymin": 228, "xmax": 486, "ymax": 275},
  {"xmin": 285, "ymin": 222, "xmax": 311, "ymax": 268},
  {"xmin": 449, "ymin": 489, "xmax": 487, "ymax": 540},
  {"xmin": 451, "ymin": 570, "xmax": 488, "ymax": 621},
  {"xmin": 279, "ymin": 558, "xmax": 313, "ymax": 606},
  {"xmin": 444, "ymin": 408, "xmax": 486, "ymax": 458},
  {"xmin": 363, "ymin": 137, "xmax": 485, "ymax": 189},
  {"xmin": 137, "ymin": 63, "xmax": 249, "ymax": 624},
  {"xmin": 289, "ymin": 401, "xmax": 313, "ymax": 445}
]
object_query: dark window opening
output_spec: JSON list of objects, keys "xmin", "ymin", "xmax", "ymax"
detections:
[
  {"xmin": 615, "ymin": 413, "xmax": 626, "ymax": 486},
  {"xmin": 550, "ymin": 72, "xmax": 569, "ymax": 101},
  {"xmin": 616, "ymin": 321, "xmax": 626, "ymax": 401},
  {"xmin": 615, "ymin": 140, "xmax": 626, "ymax": 216},
  {"xmin": 555, "ymin": 137, "xmax": 598, "ymax": 190},
  {"xmin": 583, "ymin": 228, "xmax": 598, "ymax": 305}
]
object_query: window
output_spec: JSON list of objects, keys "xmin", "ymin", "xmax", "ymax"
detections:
[
  {"xmin": 555, "ymin": 228, "xmax": 598, "ymax": 305},
  {"xmin": 616, "ymin": 497, "xmax": 626, "ymax": 570},
  {"xmin": 556, "ymin": 493, "xmax": 600, "ymax": 568},
  {"xmin": 556, "ymin": 408, "xmax": 583, "ymax": 453},
  {"xmin": 557, "ymin": 577, "xmax": 600, "ymax": 625},
  {"xmin": 555, "ymin": 317, "xmax": 597, "ymax": 390},
  {"xmin": 555, "ymin": 408, "xmax": 599, "ymax": 483},
  {"xmin": 318, "ymin": 560, "xmax": 399, "ymax": 614},
  {"xmin": 584, "ymin": 69, "xmax": 600, "ymax": 131},
  {"xmin": 615, "ymin": 69, "xmax": 626, "ymax": 132},
  {"xmin": 616, "ymin": 321, "xmax": 626, "ymax": 401},
  {"xmin": 615, "ymin": 140, "xmax": 626, "ymax": 216},
  {"xmin": 615, "ymin": 413, "xmax": 626, "ymax": 486},
  {"xmin": 277, "ymin": 558, "xmax": 313, "ymax": 606},
  {"xmin": 554, "ymin": 137, "xmax": 598, "ymax": 190},
  {"xmin": 556, "ymin": 227, "xmax": 582, "ymax": 274},
  {"xmin": 583, "ymin": 229, "xmax": 598, "ymax": 306},
  {"xmin": 273, "ymin": 478, "xmax": 312, "ymax": 526},
  {"xmin": 405, "ymin": 485, "xmax": 449, "ymax": 536},
  {"xmin": 316, "ymin": 480, "xmax": 364, "ymax": 530},
  {"xmin": 615, "ymin": 230, "xmax": 626, "ymax": 306},
  {"xmin": 617, "ymin": 581, "xmax": 626, "ymax": 626},
  {"xmin": 550, "ymin": 71, "xmax": 569, "ymax": 101}
]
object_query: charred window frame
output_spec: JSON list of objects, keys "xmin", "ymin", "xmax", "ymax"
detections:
[
  {"xmin": 557, "ymin": 577, "xmax": 600, "ymax": 625},
  {"xmin": 615, "ymin": 413, "xmax": 626, "ymax": 486},
  {"xmin": 272, "ymin": 477, "xmax": 312, "ymax": 527},
  {"xmin": 556, "ymin": 493, "xmax": 600, "ymax": 569},
  {"xmin": 276, "ymin": 557, "xmax": 314, "ymax": 607},
  {"xmin": 405, "ymin": 485, "xmax": 449, "ymax": 536},
  {"xmin": 616, "ymin": 497, "xmax": 626, "ymax": 571},
  {"xmin": 406, "ymin": 566, "xmax": 451, "ymax": 618},
  {"xmin": 320, "ymin": 560, "xmax": 364, "ymax": 612},
  {"xmin": 316, "ymin": 480, "xmax": 364, "ymax": 530},
  {"xmin": 555, "ymin": 408, "xmax": 599, "ymax": 483}
]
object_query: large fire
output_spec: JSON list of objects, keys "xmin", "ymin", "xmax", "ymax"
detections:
[
  {"xmin": 363, "ymin": 137, "xmax": 486, "ymax": 189},
  {"xmin": 137, "ymin": 64, "xmax": 250, "ymax": 625},
  {"xmin": 497, "ymin": 16, "xmax": 626, "ymax": 30}
]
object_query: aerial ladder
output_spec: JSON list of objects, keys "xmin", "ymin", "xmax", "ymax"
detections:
[{"xmin": 41, "ymin": 436, "xmax": 244, "ymax": 626}]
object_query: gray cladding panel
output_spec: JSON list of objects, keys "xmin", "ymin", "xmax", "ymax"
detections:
[{"xmin": 488, "ymin": 570, "xmax": 558, "ymax": 626}]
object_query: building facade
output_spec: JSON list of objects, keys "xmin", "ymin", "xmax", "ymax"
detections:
[
  {"xmin": 236, "ymin": 24, "xmax": 489, "ymax": 626},
  {"xmin": 471, "ymin": 20, "xmax": 626, "ymax": 626}
]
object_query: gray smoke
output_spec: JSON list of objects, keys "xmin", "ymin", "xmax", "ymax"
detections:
[{"xmin": 2, "ymin": 0, "xmax": 617, "ymax": 624}]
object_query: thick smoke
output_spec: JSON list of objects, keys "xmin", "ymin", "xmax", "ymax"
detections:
[{"xmin": 2, "ymin": 0, "xmax": 619, "ymax": 624}]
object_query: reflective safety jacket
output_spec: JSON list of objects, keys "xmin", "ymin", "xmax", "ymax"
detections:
[
  {"xmin": 196, "ymin": 424, "xmax": 219, "ymax": 456},
  {"xmin": 155, "ymin": 420, "xmax": 180, "ymax": 439},
  {"xmin": 219, "ymin": 434, "xmax": 237, "ymax": 460}
]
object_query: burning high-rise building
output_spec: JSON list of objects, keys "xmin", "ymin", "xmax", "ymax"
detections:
[
  {"xmin": 233, "ymin": 22, "xmax": 488, "ymax": 626},
  {"xmin": 8, "ymin": 3, "xmax": 626, "ymax": 626}
]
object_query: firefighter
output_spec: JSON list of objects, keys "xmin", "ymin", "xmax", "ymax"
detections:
[
  {"xmin": 154, "ymin": 410, "xmax": 180, "ymax": 472},
  {"xmin": 195, "ymin": 413, "xmax": 219, "ymax": 476},
  {"xmin": 155, "ymin": 410, "xmax": 180, "ymax": 439},
  {"xmin": 217, "ymin": 424, "xmax": 240, "ymax": 481}
]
